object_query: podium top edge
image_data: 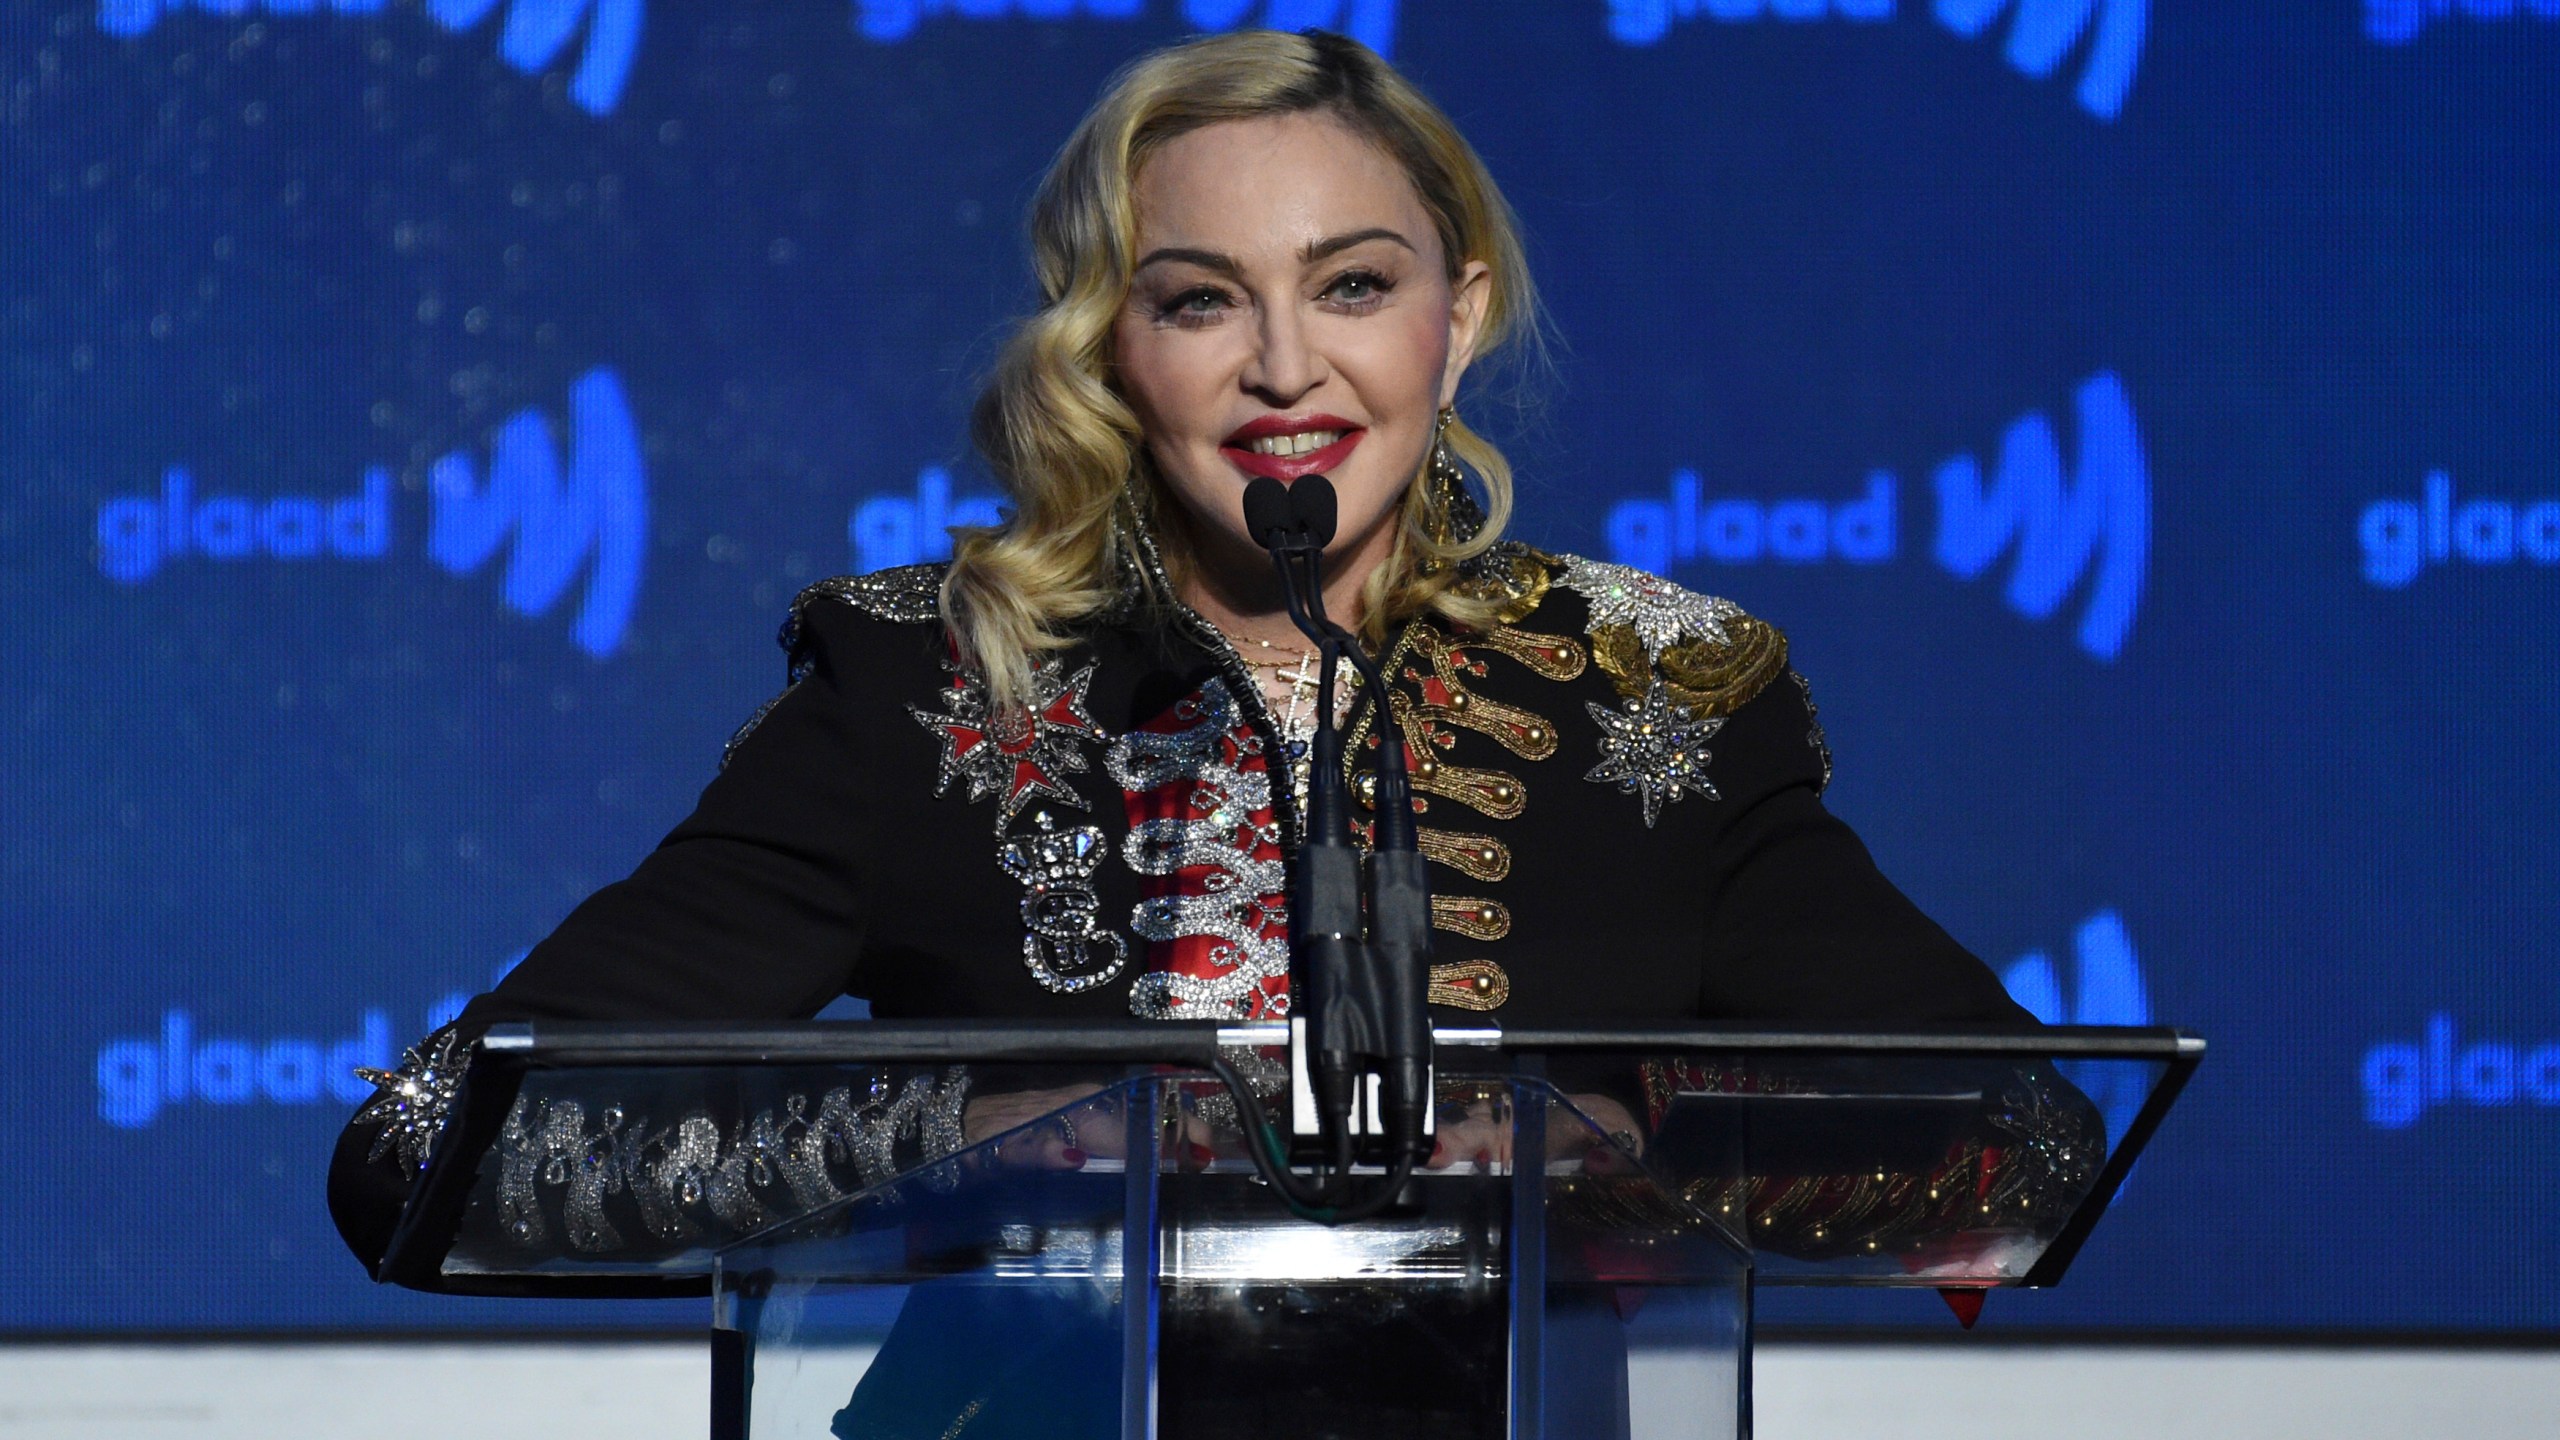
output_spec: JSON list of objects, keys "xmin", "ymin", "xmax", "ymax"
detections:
[{"xmin": 474, "ymin": 1019, "xmax": 2203, "ymax": 1066}]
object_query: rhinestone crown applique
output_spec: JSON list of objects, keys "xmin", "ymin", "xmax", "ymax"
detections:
[{"xmin": 998, "ymin": 811, "xmax": 1130, "ymax": 994}]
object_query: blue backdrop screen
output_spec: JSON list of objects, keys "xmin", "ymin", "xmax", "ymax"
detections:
[{"xmin": 7, "ymin": 0, "xmax": 2556, "ymax": 1332}]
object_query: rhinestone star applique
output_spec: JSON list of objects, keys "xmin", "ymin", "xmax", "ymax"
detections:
[
  {"xmin": 1584, "ymin": 679, "xmax": 1725, "ymax": 827},
  {"xmin": 1558, "ymin": 555, "xmax": 1742, "ymax": 656},
  {"xmin": 910, "ymin": 656, "xmax": 1104, "ymax": 831},
  {"xmin": 351, "ymin": 1027, "xmax": 473, "ymax": 1176}
]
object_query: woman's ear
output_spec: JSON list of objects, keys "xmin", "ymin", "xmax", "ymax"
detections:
[{"xmin": 1439, "ymin": 259, "xmax": 1494, "ymax": 409}]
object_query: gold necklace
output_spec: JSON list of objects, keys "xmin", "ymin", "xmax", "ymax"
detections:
[{"xmin": 1238, "ymin": 633, "xmax": 1309, "ymax": 660}]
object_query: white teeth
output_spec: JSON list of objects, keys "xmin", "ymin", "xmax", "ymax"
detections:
[{"xmin": 1244, "ymin": 429, "xmax": 1344, "ymax": 457}]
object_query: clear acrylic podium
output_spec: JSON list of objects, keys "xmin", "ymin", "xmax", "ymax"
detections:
[{"xmin": 379, "ymin": 1021, "xmax": 2199, "ymax": 1439}]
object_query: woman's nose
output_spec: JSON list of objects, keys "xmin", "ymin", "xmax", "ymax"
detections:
[{"xmin": 1242, "ymin": 305, "xmax": 1326, "ymax": 404}]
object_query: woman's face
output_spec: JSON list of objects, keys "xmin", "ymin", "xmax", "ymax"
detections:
[{"xmin": 1113, "ymin": 112, "xmax": 1490, "ymax": 607}]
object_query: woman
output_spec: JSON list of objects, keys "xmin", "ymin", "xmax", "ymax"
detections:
[{"xmin": 330, "ymin": 26, "xmax": 2045, "ymax": 1432}]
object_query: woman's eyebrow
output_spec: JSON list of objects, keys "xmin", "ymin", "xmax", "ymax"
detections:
[
  {"xmin": 1301, "ymin": 227, "xmax": 1413, "ymax": 263},
  {"xmin": 1132, "ymin": 228, "xmax": 1415, "ymax": 279},
  {"xmin": 1133, "ymin": 246, "xmax": 1241, "ymax": 280}
]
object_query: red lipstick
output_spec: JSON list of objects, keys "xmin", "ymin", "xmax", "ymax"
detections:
[{"xmin": 1220, "ymin": 413, "xmax": 1365, "ymax": 483}]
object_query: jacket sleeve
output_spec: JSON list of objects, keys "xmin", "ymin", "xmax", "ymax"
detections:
[
  {"xmin": 326, "ymin": 600, "xmax": 888, "ymax": 1278},
  {"xmin": 1691, "ymin": 670, "xmax": 2033, "ymax": 1027}
]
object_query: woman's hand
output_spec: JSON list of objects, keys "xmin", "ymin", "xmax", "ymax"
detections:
[
  {"xmin": 1426, "ymin": 1091, "xmax": 1646, "ymax": 1175},
  {"xmin": 962, "ymin": 1084, "xmax": 1119, "ymax": 1169},
  {"xmin": 961, "ymin": 1084, "xmax": 1228, "ymax": 1170}
]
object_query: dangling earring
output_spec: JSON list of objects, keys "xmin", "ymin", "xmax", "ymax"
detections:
[{"xmin": 1428, "ymin": 406, "xmax": 1485, "ymax": 547}]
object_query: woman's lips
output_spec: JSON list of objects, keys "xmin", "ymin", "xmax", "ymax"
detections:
[{"xmin": 1220, "ymin": 428, "xmax": 1365, "ymax": 482}]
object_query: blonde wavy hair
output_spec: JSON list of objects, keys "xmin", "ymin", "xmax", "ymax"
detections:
[{"xmin": 945, "ymin": 28, "xmax": 1543, "ymax": 709}]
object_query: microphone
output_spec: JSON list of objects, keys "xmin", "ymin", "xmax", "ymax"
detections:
[
  {"xmin": 1242, "ymin": 474, "xmax": 1333, "ymax": 551},
  {"xmin": 1242, "ymin": 476, "xmax": 1302, "ymax": 551}
]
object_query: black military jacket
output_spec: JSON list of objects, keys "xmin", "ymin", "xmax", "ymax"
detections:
[{"xmin": 328, "ymin": 541, "xmax": 2031, "ymax": 1272}]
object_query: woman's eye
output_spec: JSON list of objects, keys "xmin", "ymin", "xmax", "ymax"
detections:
[
  {"xmin": 1325, "ymin": 270, "xmax": 1392, "ymax": 306},
  {"xmin": 1159, "ymin": 287, "xmax": 1230, "ymax": 326}
]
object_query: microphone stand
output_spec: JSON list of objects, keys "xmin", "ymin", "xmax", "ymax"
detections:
[{"xmin": 1240, "ymin": 477, "xmax": 1434, "ymax": 1223}]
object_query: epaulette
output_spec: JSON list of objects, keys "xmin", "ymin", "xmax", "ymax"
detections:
[
  {"xmin": 779, "ymin": 563, "xmax": 948, "ymax": 657},
  {"xmin": 1548, "ymin": 553, "xmax": 1789, "ymax": 718}
]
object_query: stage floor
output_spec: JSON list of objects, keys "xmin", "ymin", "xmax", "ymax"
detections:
[{"xmin": 0, "ymin": 1338, "xmax": 2553, "ymax": 1438}]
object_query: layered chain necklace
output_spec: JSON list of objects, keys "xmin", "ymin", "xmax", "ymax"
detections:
[{"xmin": 1229, "ymin": 631, "xmax": 1326, "ymax": 816}]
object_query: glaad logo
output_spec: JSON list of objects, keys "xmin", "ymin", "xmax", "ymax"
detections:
[
  {"xmin": 95, "ymin": 957, "xmax": 519, "ymax": 1129},
  {"xmin": 2367, "ymin": 0, "xmax": 2560, "ymax": 44},
  {"xmin": 1606, "ymin": 470, "xmax": 1897, "ymax": 570},
  {"xmin": 97, "ymin": 1009, "xmax": 392, "ymax": 1129},
  {"xmin": 1604, "ymin": 372, "xmax": 2147, "ymax": 660},
  {"xmin": 850, "ymin": 465, "xmax": 1004, "ymax": 574},
  {"xmin": 94, "ymin": 467, "xmax": 394, "ymax": 582},
  {"xmin": 2357, "ymin": 471, "xmax": 2560, "ymax": 588},
  {"xmin": 1999, "ymin": 909, "xmax": 2150, "ymax": 1146},
  {"xmin": 426, "ymin": 367, "xmax": 647, "ymax": 657},
  {"xmin": 2362, "ymin": 1016, "xmax": 2560, "ymax": 1130},
  {"xmin": 1933, "ymin": 372, "xmax": 2147, "ymax": 659},
  {"xmin": 96, "ymin": 0, "xmax": 645, "ymax": 117},
  {"xmin": 1606, "ymin": 0, "xmax": 2146, "ymax": 120},
  {"xmin": 94, "ymin": 367, "xmax": 646, "ymax": 657},
  {"xmin": 851, "ymin": 0, "xmax": 1398, "ymax": 54}
]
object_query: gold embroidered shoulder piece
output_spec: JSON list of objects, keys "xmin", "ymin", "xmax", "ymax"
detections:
[
  {"xmin": 1449, "ymin": 542, "xmax": 1557, "ymax": 626},
  {"xmin": 1551, "ymin": 554, "xmax": 1789, "ymax": 717},
  {"xmin": 1550, "ymin": 555, "xmax": 1795, "ymax": 826}
]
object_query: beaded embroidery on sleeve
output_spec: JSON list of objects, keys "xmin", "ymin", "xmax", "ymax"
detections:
[{"xmin": 490, "ymin": 1068, "xmax": 975, "ymax": 1255}]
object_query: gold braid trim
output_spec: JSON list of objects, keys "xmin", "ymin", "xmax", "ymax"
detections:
[
  {"xmin": 1405, "ymin": 625, "xmax": 1563, "ymax": 760},
  {"xmin": 1415, "ymin": 827, "xmax": 1511, "ymax": 882},
  {"xmin": 1403, "ymin": 761, "xmax": 1524, "ymax": 819},
  {"xmin": 1466, "ymin": 624, "xmax": 1587, "ymax": 681},
  {"xmin": 1430, "ymin": 894, "xmax": 1512, "ymax": 941},
  {"xmin": 1427, "ymin": 960, "xmax": 1510, "ymax": 1011}
]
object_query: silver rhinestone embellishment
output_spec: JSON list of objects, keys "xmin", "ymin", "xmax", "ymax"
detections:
[
  {"xmin": 1558, "ymin": 554, "xmax": 1742, "ymax": 656},
  {"xmin": 910, "ymin": 655, "xmax": 1103, "ymax": 833},
  {"xmin": 1583, "ymin": 679, "xmax": 1724, "ymax": 827},
  {"xmin": 998, "ymin": 811, "xmax": 1131, "ymax": 994},
  {"xmin": 351, "ymin": 1027, "xmax": 474, "ymax": 1177}
]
